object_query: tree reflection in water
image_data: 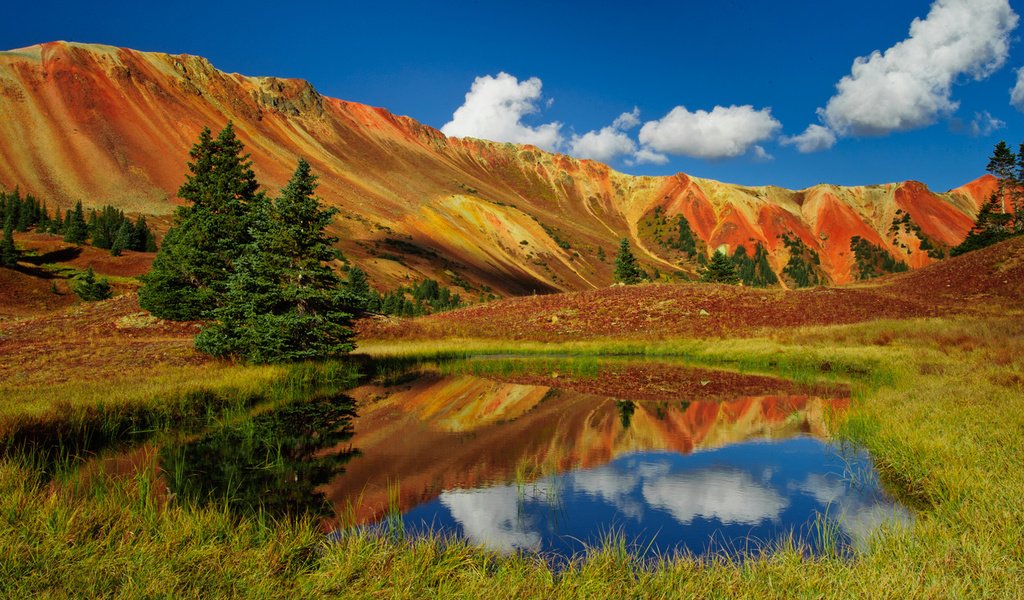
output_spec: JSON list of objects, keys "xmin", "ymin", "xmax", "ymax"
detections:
[{"xmin": 160, "ymin": 393, "xmax": 359, "ymax": 519}]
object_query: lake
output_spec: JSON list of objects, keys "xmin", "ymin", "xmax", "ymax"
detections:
[{"xmin": 78, "ymin": 358, "xmax": 913, "ymax": 561}]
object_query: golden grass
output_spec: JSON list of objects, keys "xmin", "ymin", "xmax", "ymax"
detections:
[{"xmin": 1, "ymin": 315, "xmax": 1023, "ymax": 597}]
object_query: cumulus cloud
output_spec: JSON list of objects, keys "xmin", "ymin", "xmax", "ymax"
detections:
[
  {"xmin": 820, "ymin": 0, "xmax": 1018, "ymax": 136},
  {"xmin": 637, "ymin": 105, "xmax": 782, "ymax": 159},
  {"xmin": 569, "ymin": 127, "xmax": 636, "ymax": 162},
  {"xmin": 612, "ymin": 107, "xmax": 641, "ymax": 130},
  {"xmin": 968, "ymin": 111, "xmax": 1005, "ymax": 136},
  {"xmin": 569, "ymin": 108, "xmax": 649, "ymax": 162},
  {"xmin": 441, "ymin": 72, "xmax": 563, "ymax": 151},
  {"xmin": 780, "ymin": 124, "xmax": 838, "ymax": 153},
  {"xmin": 630, "ymin": 148, "xmax": 670, "ymax": 165},
  {"xmin": 440, "ymin": 486, "xmax": 541, "ymax": 553},
  {"xmin": 1012, "ymin": 67, "xmax": 1024, "ymax": 111}
]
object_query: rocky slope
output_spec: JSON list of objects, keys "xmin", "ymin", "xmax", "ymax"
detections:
[{"xmin": 0, "ymin": 42, "xmax": 994, "ymax": 295}]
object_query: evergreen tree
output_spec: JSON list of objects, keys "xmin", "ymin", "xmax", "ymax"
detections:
[
  {"xmin": 987, "ymin": 141, "xmax": 1016, "ymax": 211},
  {"xmin": 701, "ymin": 249, "xmax": 740, "ymax": 284},
  {"xmin": 0, "ymin": 219, "xmax": 18, "ymax": 268},
  {"xmin": 613, "ymin": 238, "xmax": 644, "ymax": 284},
  {"xmin": 50, "ymin": 209, "xmax": 64, "ymax": 235},
  {"xmin": 344, "ymin": 265, "xmax": 373, "ymax": 310},
  {"xmin": 194, "ymin": 159, "xmax": 356, "ymax": 363},
  {"xmin": 72, "ymin": 266, "xmax": 112, "ymax": 301},
  {"xmin": 139, "ymin": 123, "xmax": 263, "ymax": 320},
  {"xmin": 132, "ymin": 215, "xmax": 157, "ymax": 251},
  {"xmin": 63, "ymin": 201, "xmax": 89, "ymax": 244},
  {"xmin": 110, "ymin": 219, "xmax": 134, "ymax": 256}
]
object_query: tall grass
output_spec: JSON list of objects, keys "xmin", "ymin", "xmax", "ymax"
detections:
[{"xmin": 2, "ymin": 316, "xmax": 1023, "ymax": 595}]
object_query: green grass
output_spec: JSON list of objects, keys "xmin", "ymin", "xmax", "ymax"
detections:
[{"xmin": 2, "ymin": 316, "xmax": 1023, "ymax": 596}]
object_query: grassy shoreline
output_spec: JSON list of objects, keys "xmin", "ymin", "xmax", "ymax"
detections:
[{"xmin": 1, "ymin": 316, "xmax": 1022, "ymax": 596}]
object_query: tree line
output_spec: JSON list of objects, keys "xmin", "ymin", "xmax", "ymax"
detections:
[{"xmin": 0, "ymin": 188, "xmax": 156, "ymax": 263}]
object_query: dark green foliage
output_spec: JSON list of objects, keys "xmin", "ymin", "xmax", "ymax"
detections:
[
  {"xmin": 194, "ymin": 159, "xmax": 357, "ymax": 363},
  {"xmin": 160, "ymin": 393, "xmax": 358, "ymax": 519},
  {"xmin": 952, "ymin": 140, "xmax": 1024, "ymax": 255},
  {"xmin": 140, "ymin": 123, "xmax": 263, "ymax": 320},
  {"xmin": 1, "ymin": 219, "xmax": 18, "ymax": 268},
  {"xmin": 890, "ymin": 209, "xmax": 946, "ymax": 259},
  {"xmin": 951, "ymin": 194, "xmax": 1015, "ymax": 257},
  {"xmin": 110, "ymin": 219, "xmax": 134, "ymax": 256},
  {"xmin": 72, "ymin": 266, "xmax": 112, "ymax": 301},
  {"xmin": 850, "ymin": 236, "xmax": 909, "ymax": 280},
  {"xmin": 597, "ymin": 246, "xmax": 606, "ymax": 262},
  {"xmin": 62, "ymin": 202, "xmax": 89, "ymax": 245},
  {"xmin": 670, "ymin": 214, "xmax": 698, "ymax": 256},
  {"xmin": 90, "ymin": 206, "xmax": 127, "ymax": 250},
  {"xmin": 49, "ymin": 209, "xmax": 64, "ymax": 235},
  {"xmin": 701, "ymin": 249, "xmax": 740, "ymax": 284},
  {"xmin": 644, "ymin": 207, "xmax": 699, "ymax": 258},
  {"xmin": 360, "ymin": 276, "xmax": 464, "ymax": 317},
  {"xmin": 344, "ymin": 265, "xmax": 372, "ymax": 309},
  {"xmin": 614, "ymin": 238, "xmax": 644, "ymax": 284},
  {"xmin": 0, "ymin": 188, "xmax": 51, "ymax": 234},
  {"xmin": 780, "ymin": 233, "xmax": 823, "ymax": 288},
  {"xmin": 731, "ymin": 243, "xmax": 778, "ymax": 287}
]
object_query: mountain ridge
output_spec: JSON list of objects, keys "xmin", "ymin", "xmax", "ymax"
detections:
[{"xmin": 0, "ymin": 41, "xmax": 995, "ymax": 294}]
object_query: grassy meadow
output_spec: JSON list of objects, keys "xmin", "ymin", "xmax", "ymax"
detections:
[{"xmin": 1, "ymin": 309, "xmax": 1023, "ymax": 597}]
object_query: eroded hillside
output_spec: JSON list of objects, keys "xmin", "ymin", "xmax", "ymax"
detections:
[{"xmin": 0, "ymin": 42, "xmax": 994, "ymax": 295}]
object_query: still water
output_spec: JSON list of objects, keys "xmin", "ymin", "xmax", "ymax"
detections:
[{"xmin": 85, "ymin": 359, "xmax": 913, "ymax": 560}]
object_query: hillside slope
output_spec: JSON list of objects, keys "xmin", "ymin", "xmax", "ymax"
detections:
[{"xmin": 0, "ymin": 42, "xmax": 993, "ymax": 295}]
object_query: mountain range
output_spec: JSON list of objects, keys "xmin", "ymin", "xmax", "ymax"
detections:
[{"xmin": 0, "ymin": 42, "xmax": 997, "ymax": 296}]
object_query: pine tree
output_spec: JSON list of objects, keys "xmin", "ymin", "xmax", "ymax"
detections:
[
  {"xmin": 72, "ymin": 266, "xmax": 112, "ymax": 301},
  {"xmin": 50, "ymin": 209, "xmax": 64, "ymax": 235},
  {"xmin": 344, "ymin": 265, "xmax": 373, "ymax": 310},
  {"xmin": 613, "ymin": 238, "xmax": 644, "ymax": 284},
  {"xmin": 63, "ymin": 201, "xmax": 89, "ymax": 244},
  {"xmin": 194, "ymin": 159, "xmax": 357, "ymax": 363},
  {"xmin": 111, "ymin": 219, "xmax": 134, "ymax": 256},
  {"xmin": 987, "ymin": 141, "xmax": 1016, "ymax": 213},
  {"xmin": 0, "ymin": 218, "xmax": 18, "ymax": 268},
  {"xmin": 701, "ymin": 249, "xmax": 740, "ymax": 284},
  {"xmin": 132, "ymin": 215, "xmax": 157, "ymax": 251},
  {"xmin": 139, "ymin": 123, "xmax": 263, "ymax": 320}
]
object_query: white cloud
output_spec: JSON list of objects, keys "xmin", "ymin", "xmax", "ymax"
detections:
[
  {"xmin": 1011, "ymin": 67, "xmax": 1024, "ymax": 111},
  {"xmin": 630, "ymin": 148, "xmax": 670, "ymax": 165},
  {"xmin": 570, "ymin": 127, "xmax": 637, "ymax": 162},
  {"xmin": 637, "ymin": 105, "xmax": 782, "ymax": 159},
  {"xmin": 613, "ymin": 107, "xmax": 641, "ymax": 130},
  {"xmin": 752, "ymin": 145, "xmax": 774, "ymax": 162},
  {"xmin": 780, "ymin": 124, "xmax": 838, "ymax": 153},
  {"xmin": 441, "ymin": 72, "xmax": 563, "ymax": 151},
  {"xmin": 642, "ymin": 467, "xmax": 789, "ymax": 526},
  {"xmin": 569, "ymin": 108, "xmax": 645, "ymax": 163},
  {"xmin": 820, "ymin": 0, "xmax": 1018, "ymax": 136},
  {"xmin": 968, "ymin": 111, "xmax": 1005, "ymax": 136},
  {"xmin": 440, "ymin": 486, "xmax": 541, "ymax": 553}
]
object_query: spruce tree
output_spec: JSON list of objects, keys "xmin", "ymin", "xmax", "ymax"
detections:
[
  {"xmin": 63, "ymin": 202, "xmax": 89, "ymax": 245},
  {"xmin": 139, "ymin": 123, "xmax": 262, "ymax": 320},
  {"xmin": 344, "ymin": 265, "xmax": 373, "ymax": 310},
  {"xmin": 111, "ymin": 219, "xmax": 134, "ymax": 256},
  {"xmin": 1, "ymin": 219, "xmax": 18, "ymax": 268},
  {"xmin": 613, "ymin": 238, "xmax": 644, "ymax": 284},
  {"xmin": 194, "ymin": 159, "xmax": 357, "ymax": 363},
  {"xmin": 988, "ymin": 141, "xmax": 1016, "ymax": 212},
  {"xmin": 701, "ymin": 249, "xmax": 740, "ymax": 284},
  {"xmin": 72, "ymin": 266, "xmax": 112, "ymax": 301}
]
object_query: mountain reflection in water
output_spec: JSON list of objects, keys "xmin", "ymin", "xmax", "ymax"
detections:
[{"xmin": 326, "ymin": 365, "xmax": 909, "ymax": 558}]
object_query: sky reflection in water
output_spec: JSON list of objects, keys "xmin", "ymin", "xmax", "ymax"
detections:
[{"xmin": 398, "ymin": 437, "xmax": 911, "ymax": 559}]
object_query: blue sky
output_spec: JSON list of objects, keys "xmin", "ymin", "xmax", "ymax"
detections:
[{"xmin": 4, "ymin": 0, "xmax": 1023, "ymax": 191}]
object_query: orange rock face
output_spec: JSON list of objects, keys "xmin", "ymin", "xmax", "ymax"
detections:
[{"xmin": 0, "ymin": 42, "xmax": 983, "ymax": 294}]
